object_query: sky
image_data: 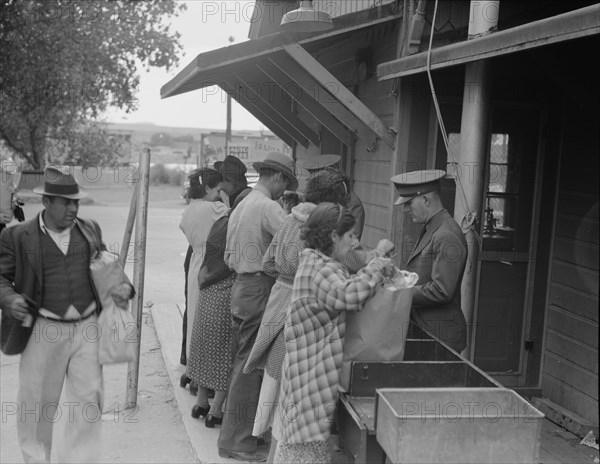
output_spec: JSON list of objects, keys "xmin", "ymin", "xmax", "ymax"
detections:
[{"xmin": 106, "ymin": 1, "xmax": 263, "ymax": 131}]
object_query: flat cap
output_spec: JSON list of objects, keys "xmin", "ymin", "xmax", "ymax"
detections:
[
  {"xmin": 216, "ymin": 155, "xmax": 247, "ymax": 183},
  {"xmin": 391, "ymin": 169, "xmax": 446, "ymax": 205}
]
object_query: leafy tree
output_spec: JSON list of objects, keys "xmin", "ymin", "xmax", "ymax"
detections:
[
  {"xmin": 0, "ymin": 0, "xmax": 185, "ymax": 168},
  {"xmin": 57, "ymin": 123, "xmax": 132, "ymax": 167}
]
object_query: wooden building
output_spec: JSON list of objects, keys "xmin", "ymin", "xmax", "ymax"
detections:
[{"xmin": 162, "ymin": 0, "xmax": 599, "ymax": 433}]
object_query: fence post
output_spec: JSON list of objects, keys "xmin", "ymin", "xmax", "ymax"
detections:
[{"xmin": 125, "ymin": 148, "xmax": 151, "ymax": 409}]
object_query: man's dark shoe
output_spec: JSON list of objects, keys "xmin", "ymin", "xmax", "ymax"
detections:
[{"xmin": 218, "ymin": 448, "xmax": 267, "ymax": 462}]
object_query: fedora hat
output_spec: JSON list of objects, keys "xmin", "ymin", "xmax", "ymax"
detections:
[
  {"xmin": 253, "ymin": 152, "xmax": 298, "ymax": 191},
  {"xmin": 298, "ymin": 154, "xmax": 341, "ymax": 173},
  {"xmin": 391, "ymin": 169, "xmax": 445, "ymax": 205},
  {"xmin": 33, "ymin": 166, "xmax": 88, "ymax": 199}
]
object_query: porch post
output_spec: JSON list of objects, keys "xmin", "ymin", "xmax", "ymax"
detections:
[{"xmin": 455, "ymin": 1, "xmax": 499, "ymax": 357}]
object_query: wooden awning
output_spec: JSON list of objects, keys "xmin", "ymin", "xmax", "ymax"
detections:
[
  {"xmin": 161, "ymin": 4, "xmax": 401, "ymax": 150},
  {"xmin": 377, "ymin": 4, "xmax": 600, "ymax": 81}
]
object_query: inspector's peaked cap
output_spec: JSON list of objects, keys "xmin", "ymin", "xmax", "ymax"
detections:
[
  {"xmin": 391, "ymin": 169, "xmax": 446, "ymax": 205},
  {"xmin": 298, "ymin": 154, "xmax": 341, "ymax": 172}
]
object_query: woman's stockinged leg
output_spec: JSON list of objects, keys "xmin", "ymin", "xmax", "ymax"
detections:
[{"xmin": 210, "ymin": 390, "xmax": 227, "ymax": 417}]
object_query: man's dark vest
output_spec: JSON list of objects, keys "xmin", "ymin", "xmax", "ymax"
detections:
[{"xmin": 40, "ymin": 225, "xmax": 95, "ymax": 318}]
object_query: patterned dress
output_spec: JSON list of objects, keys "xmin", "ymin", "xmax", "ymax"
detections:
[
  {"xmin": 180, "ymin": 199, "xmax": 228, "ymax": 358},
  {"xmin": 275, "ymin": 249, "xmax": 384, "ymax": 463},
  {"xmin": 187, "ymin": 273, "xmax": 235, "ymax": 391}
]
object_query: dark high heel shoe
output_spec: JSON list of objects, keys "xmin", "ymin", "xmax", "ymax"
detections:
[
  {"xmin": 191, "ymin": 405, "xmax": 210, "ymax": 419},
  {"xmin": 205, "ymin": 413, "xmax": 223, "ymax": 428},
  {"xmin": 190, "ymin": 381, "xmax": 198, "ymax": 396},
  {"xmin": 180, "ymin": 374, "xmax": 191, "ymax": 389}
]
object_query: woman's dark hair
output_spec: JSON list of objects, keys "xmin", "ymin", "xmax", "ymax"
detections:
[
  {"xmin": 187, "ymin": 168, "xmax": 223, "ymax": 199},
  {"xmin": 304, "ymin": 167, "xmax": 349, "ymax": 206},
  {"xmin": 301, "ymin": 202, "xmax": 355, "ymax": 254},
  {"xmin": 282, "ymin": 191, "xmax": 300, "ymax": 208}
]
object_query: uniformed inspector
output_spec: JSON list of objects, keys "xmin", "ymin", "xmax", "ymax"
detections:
[{"xmin": 391, "ymin": 169, "xmax": 467, "ymax": 352}]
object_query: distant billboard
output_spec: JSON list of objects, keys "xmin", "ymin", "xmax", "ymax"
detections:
[{"xmin": 202, "ymin": 133, "xmax": 291, "ymax": 170}]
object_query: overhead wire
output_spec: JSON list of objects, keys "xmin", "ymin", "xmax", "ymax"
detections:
[{"xmin": 425, "ymin": 0, "xmax": 480, "ymax": 241}]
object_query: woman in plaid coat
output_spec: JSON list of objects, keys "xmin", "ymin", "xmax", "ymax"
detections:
[{"xmin": 274, "ymin": 203, "xmax": 391, "ymax": 464}]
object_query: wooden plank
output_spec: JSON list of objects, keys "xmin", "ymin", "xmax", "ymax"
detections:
[
  {"xmin": 550, "ymin": 261, "xmax": 599, "ymax": 297},
  {"xmin": 235, "ymin": 66, "xmax": 321, "ymax": 146},
  {"xmin": 354, "ymin": 138, "xmax": 394, "ymax": 162},
  {"xmin": 556, "ymin": 192, "xmax": 599, "ymax": 219},
  {"xmin": 532, "ymin": 397, "xmax": 600, "ymax": 441},
  {"xmin": 558, "ymin": 171, "xmax": 600, "ymax": 195},
  {"xmin": 555, "ymin": 214, "xmax": 600, "ymax": 244},
  {"xmin": 543, "ymin": 353, "xmax": 598, "ymax": 399},
  {"xmin": 227, "ymin": 75, "xmax": 311, "ymax": 148},
  {"xmin": 545, "ymin": 330, "xmax": 598, "ymax": 373},
  {"xmin": 547, "ymin": 307, "xmax": 599, "ymax": 348},
  {"xmin": 542, "ymin": 374, "xmax": 600, "ymax": 430},
  {"xmin": 220, "ymin": 83, "xmax": 295, "ymax": 148},
  {"xmin": 354, "ymin": 182, "xmax": 392, "ymax": 208},
  {"xmin": 549, "ymin": 284, "xmax": 599, "ymax": 322},
  {"xmin": 349, "ymin": 361, "xmax": 476, "ymax": 396},
  {"xmin": 354, "ymin": 160, "xmax": 396, "ymax": 183},
  {"xmin": 363, "ymin": 204, "xmax": 390, "ymax": 234},
  {"xmin": 257, "ymin": 59, "xmax": 353, "ymax": 146},
  {"xmin": 538, "ymin": 418, "xmax": 600, "ymax": 464},
  {"xmin": 283, "ymin": 43, "xmax": 397, "ymax": 149},
  {"xmin": 377, "ymin": 4, "xmax": 600, "ymax": 80},
  {"xmin": 553, "ymin": 237, "xmax": 600, "ymax": 271},
  {"xmin": 271, "ymin": 54, "xmax": 376, "ymax": 146}
]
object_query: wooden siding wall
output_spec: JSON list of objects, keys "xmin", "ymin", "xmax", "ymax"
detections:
[
  {"xmin": 296, "ymin": 23, "xmax": 398, "ymax": 248},
  {"xmin": 544, "ymin": 103, "xmax": 599, "ymax": 424},
  {"xmin": 353, "ymin": 37, "xmax": 397, "ymax": 248}
]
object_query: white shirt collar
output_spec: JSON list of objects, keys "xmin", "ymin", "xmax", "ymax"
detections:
[{"xmin": 39, "ymin": 212, "xmax": 76, "ymax": 235}]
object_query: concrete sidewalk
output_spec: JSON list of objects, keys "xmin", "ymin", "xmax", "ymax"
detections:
[
  {"xmin": 0, "ymin": 308, "xmax": 197, "ymax": 464},
  {"xmin": 151, "ymin": 303, "xmax": 242, "ymax": 464}
]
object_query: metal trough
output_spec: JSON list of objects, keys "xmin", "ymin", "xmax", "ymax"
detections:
[{"xmin": 376, "ymin": 387, "xmax": 544, "ymax": 464}]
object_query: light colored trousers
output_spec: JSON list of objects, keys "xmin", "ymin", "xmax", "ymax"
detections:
[{"xmin": 17, "ymin": 315, "xmax": 103, "ymax": 463}]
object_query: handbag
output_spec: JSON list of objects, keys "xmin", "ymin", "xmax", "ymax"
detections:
[
  {"xmin": 90, "ymin": 251, "xmax": 136, "ymax": 364},
  {"xmin": 0, "ymin": 296, "xmax": 38, "ymax": 355},
  {"xmin": 340, "ymin": 270, "xmax": 418, "ymax": 391}
]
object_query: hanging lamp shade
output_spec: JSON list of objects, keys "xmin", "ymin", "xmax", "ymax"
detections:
[{"xmin": 280, "ymin": 1, "xmax": 333, "ymax": 33}]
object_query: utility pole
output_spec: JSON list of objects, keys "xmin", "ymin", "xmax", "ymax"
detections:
[{"xmin": 225, "ymin": 36, "xmax": 235, "ymax": 157}]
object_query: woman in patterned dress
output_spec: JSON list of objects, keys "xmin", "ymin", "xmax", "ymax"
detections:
[
  {"xmin": 180, "ymin": 169, "xmax": 228, "ymax": 386},
  {"xmin": 273, "ymin": 203, "xmax": 392, "ymax": 464},
  {"xmin": 187, "ymin": 171, "xmax": 251, "ymax": 427}
]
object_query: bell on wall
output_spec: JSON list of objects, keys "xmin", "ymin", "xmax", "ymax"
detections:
[{"xmin": 280, "ymin": 1, "xmax": 334, "ymax": 33}]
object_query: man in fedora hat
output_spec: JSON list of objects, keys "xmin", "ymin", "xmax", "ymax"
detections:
[
  {"xmin": 299, "ymin": 154, "xmax": 366, "ymax": 240},
  {"xmin": 391, "ymin": 169, "xmax": 467, "ymax": 353},
  {"xmin": 0, "ymin": 166, "xmax": 133, "ymax": 463},
  {"xmin": 218, "ymin": 152, "xmax": 297, "ymax": 462}
]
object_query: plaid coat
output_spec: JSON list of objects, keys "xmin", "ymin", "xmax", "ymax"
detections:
[{"xmin": 278, "ymin": 249, "xmax": 384, "ymax": 444}]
